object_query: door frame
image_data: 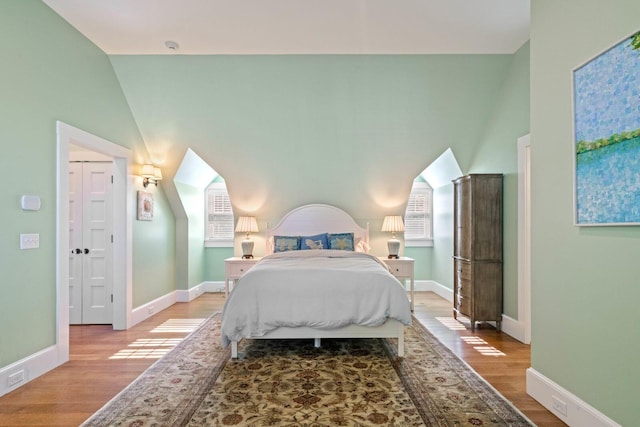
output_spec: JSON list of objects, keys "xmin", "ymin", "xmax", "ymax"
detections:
[
  {"xmin": 56, "ymin": 121, "xmax": 133, "ymax": 360},
  {"xmin": 517, "ymin": 133, "xmax": 532, "ymax": 344}
]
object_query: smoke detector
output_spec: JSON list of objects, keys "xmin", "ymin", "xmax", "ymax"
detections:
[{"xmin": 165, "ymin": 41, "xmax": 179, "ymax": 51}]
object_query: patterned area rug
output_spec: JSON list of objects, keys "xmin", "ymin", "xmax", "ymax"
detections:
[{"xmin": 82, "ymin": 314, "xmax": 534, "ymax": 426}]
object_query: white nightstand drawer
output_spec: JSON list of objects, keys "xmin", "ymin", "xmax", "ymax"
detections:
[
  {"xmin": 228, "ymin": 262, "xmax": 255, "ymax": 278},
  {"xmin": 224, "ymin": 257, "xmax": 261, "ymax": 297},
  {"xmin": 378, "ymin": 257, "xmax": 415, "ymax": 312},
  {"xmin": 386, "ymin": 262, "xmax": 412, "ymax": 277}
]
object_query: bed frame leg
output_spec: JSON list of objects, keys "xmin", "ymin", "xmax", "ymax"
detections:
[
  {"xmin": 231, "ymin": 341, "xmax": 238, "ymax": 359},
  {"xmin": 314, "ymin": 338, "xmax": 321, "ymax": 348},
  {"xmin": 397, "ymin": 326, "xmax": 405, "ymax": 358}
]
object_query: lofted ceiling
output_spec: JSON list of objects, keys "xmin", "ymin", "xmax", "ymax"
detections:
[{"xmin": 42, "ymin": 0, "xmax": 530, "ymax": 55}]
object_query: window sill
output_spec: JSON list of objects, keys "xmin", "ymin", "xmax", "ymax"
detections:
[
  {"xmin": 405, "ymin": 239, "xmax": 433, "ymax": 248},
  {"xmin": 205, "ymin": 240, "xmax": 233, "ymax": 248}
]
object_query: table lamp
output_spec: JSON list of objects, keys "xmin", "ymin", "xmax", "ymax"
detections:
[
  {"xmin": 381, "ymin": 215, "xmax": 404, "ymax": 259},
  {"xmin": 235, "ymin": 216, "xmax": 259, "ymax": 259}
]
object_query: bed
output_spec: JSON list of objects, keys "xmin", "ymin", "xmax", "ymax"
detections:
[{"xmin": 220, "ymin": 204, "xmax": 412, "ymax": 358}]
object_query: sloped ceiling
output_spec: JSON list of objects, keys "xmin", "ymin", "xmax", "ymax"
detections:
[{"xmin": 43, "ymin": 1, "xmax": 529, "ymax": 220}]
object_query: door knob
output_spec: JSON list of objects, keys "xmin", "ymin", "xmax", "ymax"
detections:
[
  {"xmin": 73, "ymin": 248, "xmax": 82, "ymax": 254},
  {"xmin": 84, "ymin": 248, "xmax": 90, "ymax": 254}
]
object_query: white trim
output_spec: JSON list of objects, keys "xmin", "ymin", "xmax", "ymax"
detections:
[
  {"xmin": 47, "ymin": 122, "xmax": 133, "ymax": 393},
  {"xmin": 404, "ymin": 239, "xmax": 433, "ymax": 247},
  {"xmin": 517, "ymin": 133, "xmax": 532, "ymax": 344},
  {"xmin": 130, "ymin": 292, "xmax": 178, "ymax": 327},
  {"xmin": 204, "ymin": 281, "xmax": 226, "ymax": 293},
  {"xmin": 417, "ymin": 280, "xmax": 453, "ymax": 301},
  {"xmin": 175, "ymin": 283, "xmax": 207, "ymax": 302},
  {"xmin": 0, "ymin": 346, "xmax": 59, "ymax": 397},
  {"xmin": 500, "ymin": 314, "xmax": 526, "ymax": 343},
  {"xmin": 527, "ymin": 368, "xmax": 622, "ymax": 427},
  {"xmin": 57, "ymin": 122, "xmax": 133, "ymax": 333}
]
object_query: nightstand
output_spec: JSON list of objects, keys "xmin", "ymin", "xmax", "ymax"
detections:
[
  {"xmin": 379, "ymin": 257, "xmax": 415, "ymax": 311},
  {"xmin": 224, "ymin": 257, "xmax": 261, "ymax": 297}
]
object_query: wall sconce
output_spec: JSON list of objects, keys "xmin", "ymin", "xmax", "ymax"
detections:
[
  {"xmin": 381, "ymin": 215, "xmax": 405, "ymax": 259},
  {"xmin": 235, "ymin": 216, "xmax": 259, "ymax": 259},
  {"xmin": 141, "ymin": 164, "xmax": 163, "ymax": 187}
]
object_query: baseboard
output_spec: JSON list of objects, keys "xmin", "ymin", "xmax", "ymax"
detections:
[
  {"xmin": 175, "ymin": 282, "xmax": 207, "ymax": 302},
  {"xmin": 0, "ymin": 345, "xmax": 63, "ymax": 397},
  {"xmin": 131, "ymin": 291, "xmax": 178, "ymax": 327},
  {"xmin": 500, "ymin": 314, "xmax": 526, "ymax": 343},
  {"xmin": 203, "ymin": 281, "xmax": 225, "ymax": 293},
  {"xmin": 416, "ymin": 280, "xmax": 453, "ymax": 302},
  {"xmin": 526, "ymin": 368, "xmax": 621, "ymax": 427}
]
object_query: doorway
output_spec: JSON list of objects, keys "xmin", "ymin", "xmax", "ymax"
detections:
[
  {"xmin": 56, "ymin": 122, "xmax": 132, "ymax": 365},
  {"xmin": 69, "ymin": 159, "xmax": 113, "ymax": 324}
]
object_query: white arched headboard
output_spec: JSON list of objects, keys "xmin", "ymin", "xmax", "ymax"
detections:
[{"xmin": 266, "ymin": 204, "xmax": 369, "ymax": 245}]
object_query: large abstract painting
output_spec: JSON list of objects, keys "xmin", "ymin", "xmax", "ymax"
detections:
[{"xmin": 573, "ymin": 31, "xmax": 640, "ymax": 225}]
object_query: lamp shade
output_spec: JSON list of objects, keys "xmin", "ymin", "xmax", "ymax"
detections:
[
  {"xmin": 141, "ymin": 164, "xmax": 155, "ymax": 178},
  {"xmin": 235, "ymin": 216, "xmax": 259, "ymax": 234},
  {"xmin": 381, "ymin": 216, "xmax": 405, "ymax": 233},
  {"xmin": 153, "ymin": 167, "xmax": 163, "ymax": 181}
]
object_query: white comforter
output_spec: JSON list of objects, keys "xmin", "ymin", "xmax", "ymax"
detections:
[{"xmin": 220, "ymin": 250, "xmax": 412, "ymax": 347}]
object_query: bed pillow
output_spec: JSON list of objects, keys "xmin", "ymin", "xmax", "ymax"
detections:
[
  {"xmin": 355, "ymin": 237, "xmax": 371, "ymax": 253},
  {"xmin": 299, "ymin": 233, "xmax": 329, "ymax": 250},
  {"xmin": 328, "ymin": 232, "xmax": 355, "ymax": 251},
  {"xmin": 273, "ymin": 235, "xmax": 300, "ymax": 252}
]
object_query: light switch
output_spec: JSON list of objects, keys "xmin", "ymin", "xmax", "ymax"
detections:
[{"xmin": 20, "ymin": 233, "xmax": 39, "ymax": 250}]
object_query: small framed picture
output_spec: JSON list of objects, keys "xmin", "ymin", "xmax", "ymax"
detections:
[{"xmin": 137, "ymin": 191, "xmax": 154, "ymax": 221}]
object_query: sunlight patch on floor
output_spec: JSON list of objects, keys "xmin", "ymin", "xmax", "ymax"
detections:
[
  {"xmin": 435, "ymin": 317, "xmax": 467, "ymax": 330},
  {"xmin": 461, "ymin": 336, "xmax": 506, "ymax": 357},
  {"xmin": 109, "ymin": 338, "xmax": 184, "ymax": 359},
  {"xmin": 150, "ymin": 318, "xmax": 206, "ymax": 333}
]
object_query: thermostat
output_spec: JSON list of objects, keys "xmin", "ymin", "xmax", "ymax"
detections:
[{"xmin": 21, "ymin": 195, "xmax": 41, "ymax": 211}]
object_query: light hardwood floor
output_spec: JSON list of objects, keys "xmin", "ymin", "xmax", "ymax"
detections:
[{"xmin": 0, "ymin": 292, "xmax": 565, "ymax": 426}]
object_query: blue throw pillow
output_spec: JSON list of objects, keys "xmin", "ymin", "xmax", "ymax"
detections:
[
  {"xmin": 299, "ymin": 233, "xmax": 329, "ymax": 250},
  {"xmin": 273, "ymin": 236, "xmax": 300, "ymax": 252},
  {"xmin": 328, "ymin": 233, "xmax": 355, "ymax": 251}
]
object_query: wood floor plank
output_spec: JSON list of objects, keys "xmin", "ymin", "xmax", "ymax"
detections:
[{"xmin": 0, "ymin": 292, "xmax": 565, "ymax": 426}]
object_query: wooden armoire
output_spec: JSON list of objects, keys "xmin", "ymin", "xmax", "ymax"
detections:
[{"xmin": 452, "ymin": 174, "xmax": 503, "ymax": 332}]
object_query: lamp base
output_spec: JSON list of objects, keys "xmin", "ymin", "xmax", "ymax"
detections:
[
  {"xmin": 387, "ymin": 238, "xmax": 400, "ymax": 259},
  {"xmin": 387, "ymin": 254, "xmax": 399, "ymax": 259},
  {"xmin": 241, "ymin": 239, "xmax": 254, "ymax": 260}
]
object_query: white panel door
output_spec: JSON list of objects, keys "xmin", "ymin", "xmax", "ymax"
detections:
[
  {"xmin": 68, "ymin": 163, "xmax": 83, "ymax": 324},
  {"xmin": 68, "ymin": 162, "xmax": 113, "ymax": 325}
]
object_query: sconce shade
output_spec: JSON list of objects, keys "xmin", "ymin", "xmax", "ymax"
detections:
[
  {"xmin": 153, "ymin": 167, "xmax": 163, "ymax": 181},
  {"xmin": 141, "ymin": 164, "xmax": 155, "ymax": 178},
  {"xmin": 141, "ymin": 164, "xmax": 162, "ymax": 187},
  {"xmin": 236, "ymin": 216, "xmax": 259, "ymax": 259},
  {"xmin": 382, "ymin": 215, "xmax": 404, "ymax": 259}
]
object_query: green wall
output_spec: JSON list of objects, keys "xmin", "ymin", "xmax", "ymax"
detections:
[
  {"xmin": 530, "ymin": 1, "xmax": 640, "ymax": 424},
  {"xmin": 429, "ymin": 42, "xmax": 530, "ymax": 321},
  {"xmin": 132, "ymin": 184, "xmax": 176, "ymax": 307},
  {"xmin": 0, "ymin": 1, "xmax": 176, "ymax": 368},
  {"xmin": 175, "ymin": 182, "xmax": 206, "ymax": 289}
]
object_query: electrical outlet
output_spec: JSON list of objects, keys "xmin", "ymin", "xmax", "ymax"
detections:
[
  {"xmin": 552, "ymin": 395, "xmax": 567, "ymax": 416},
  {"xmin": 8, "ymin": 370, "xmax": 25, "ymax": 386},
  {"xmin": 20, "ymin": 233, "xmax": 40, "ymax": 250}
]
